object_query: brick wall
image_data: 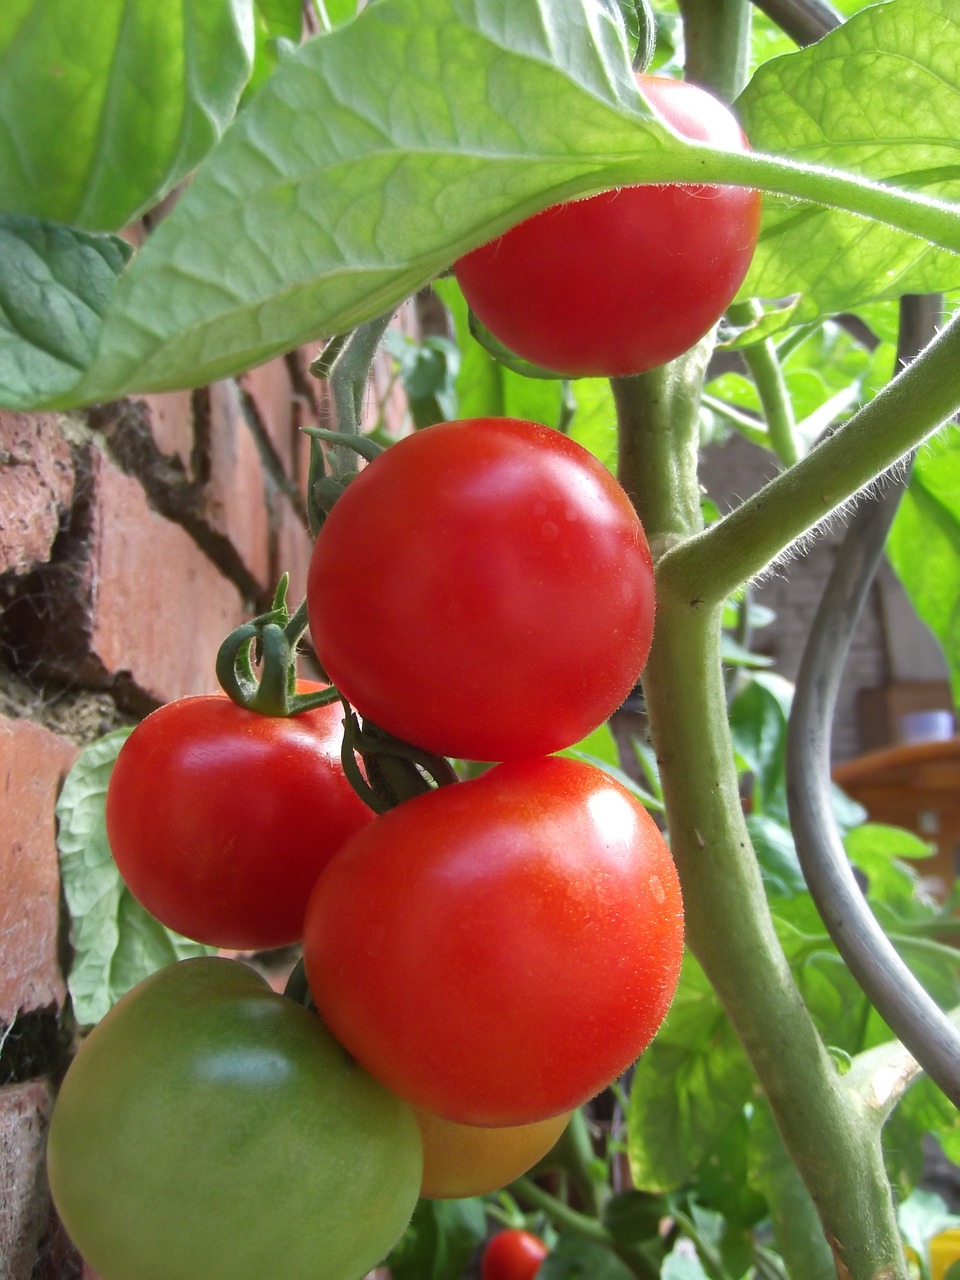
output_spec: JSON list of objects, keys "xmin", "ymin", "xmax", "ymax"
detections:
[{"xmin": 0, "ymin": 324, "xmax": 413, "ymax": 1279}]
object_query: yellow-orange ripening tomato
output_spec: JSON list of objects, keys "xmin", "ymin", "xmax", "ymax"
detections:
[
  {"xmin": 415, "ymin": 1108, "xmax": 571, "ymax": 1199},
  {"xmin": 304, "ymin": 756, "xmax": 683, "ymax": 1127},
  {"xmin": 454, "ymin": 75, "xmax": 762, "ymax": 379}
]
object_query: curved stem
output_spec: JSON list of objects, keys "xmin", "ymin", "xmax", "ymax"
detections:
[{"xmin": 658, "ymin": 305, "xmax": 960, "ymax": 605}]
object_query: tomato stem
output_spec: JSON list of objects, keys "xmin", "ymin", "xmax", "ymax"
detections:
[
  {"xmin": 216, "ymin": 577, "xmax": 339, "ymax": 717},
  {"xmin": 338, "ymin": 703, "xmax": 460, "ymax": 814}
]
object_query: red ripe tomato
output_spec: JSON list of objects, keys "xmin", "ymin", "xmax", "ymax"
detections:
[
  {"xmin": 453, "ymin": 75, "xmax": 762, "ymax": 378},
  {"xmin": 105, "ymin": 686, "xmax": 374, "ymax": 950},
  {"xmin": 481, "ymin": 1231, "xmax": 549, "ymax": 1280},
  {"xmin": 307, "ymin": 418, "xmax": 654, "ymax": 762},
  {"xmin": 303, "ymin": 756, "xmax": 683, "ymax": 1127}
]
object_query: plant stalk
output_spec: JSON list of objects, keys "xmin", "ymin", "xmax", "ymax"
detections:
[{"xmin": 614, "ymin": 364, "xmax": 908, "ymax": 1279}]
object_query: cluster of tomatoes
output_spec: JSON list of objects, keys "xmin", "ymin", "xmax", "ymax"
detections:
[{"xmin": 46, "ymin": 72, "xmax": 760, "ymax": 1280}]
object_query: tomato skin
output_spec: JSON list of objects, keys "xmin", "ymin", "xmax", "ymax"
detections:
[
  {"xmin": 481, "ymin": 1230, "xmax": 549, "ymax": 1280},
  {"xmin": 415, "ymin": 1108, "xmax": 570, "ymax": 1199},
  {"xmin": 303, "ymin": 756, "xmax": 683, "ymax": 1127},
  {"xmin": 307, "ymin": 418, "xmax": 655, "ymax": 762},
  {"xmin": 105, "ymin": 687, "xmax": 373, "ymax": 949},
  {"xmin": 453, "ymin": 75, "xmax": 762, "ymax": 378},
  {"xmin": 47, "ymin": 957, "xmax": 422, "ymax": 1280}
]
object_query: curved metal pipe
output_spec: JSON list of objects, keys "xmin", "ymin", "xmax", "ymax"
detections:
[{"xmin": 786, "ymin": 297, "xmax": 960, "ymax": 1107}]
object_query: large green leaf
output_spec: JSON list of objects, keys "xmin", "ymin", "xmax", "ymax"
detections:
[
  {"xmin": 0, "ymin": 216, "xmax": 131, "ymax": 411},
  {"xmin": 627, "ymin": 953, "xmax": 754, "ymax": 1194},
  {"xmin": 887, "ymin": 425, "xmax": 960, "ymax": 708},
  {"xmin": 8, "ymin": 0, "xmax": 960, "ymax": 410},
  {"xmin": 55, "ymin": 729, "xmax": 215, "ymax": 1026},
  {"xmin": 0, "ymin": 0, "xmax": 255, "ymax": 232},
  {"xmin": 737, "ymin": 0, "xmax": 960, "ymax": 326},
  {"xmin": 63, "ymin": 0, "xmax": 660, "ymax": 407}
]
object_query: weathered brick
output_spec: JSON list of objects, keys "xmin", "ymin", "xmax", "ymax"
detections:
[
  {"xmin": 0, "ymin": 1081, "xmax": 53, "ymax": 1280},
  {"xmin": 0, "ymin": 412, "xmax": 75, "ymax": 577},
  {"xmin": 0, "ymin": 717, "xmax": 75, "ymax": 1023},
  {"xmin": 203, "ymin": 382, "xmax": 273, "ymax": 593},
  {"xmin": 1, "ymin": 449, "xmax": 250, "ymax": 708}
]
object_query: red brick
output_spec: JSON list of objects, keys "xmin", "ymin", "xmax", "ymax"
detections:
[
  {"xmin": 3, "ymin": 450, "xmax": 251, "ymax": 706},
  {"xmin": 0, "ymin": 412, "xmax": 75, "ymax": 576},
  {"xmin": 87, "ymin": 456, "xmax": 251, "ymax": 703},
  {"xmin": 133, "ymin": 390, "xmax": 195, "ymax": 471},
  {"xmin": 204, "ymin": 382, "xmax": 272, "ymax": 592},
  {"xmin": 239, "ymin": 359, "xmax": 296, "ymax": 479},
  {"xmin": 0, "ymin": 718, "xmax": 76, "ymax": 1022},
  {"xmin": 0, "ymin": 1081, "xmax": 54, "ymax": 1280}
]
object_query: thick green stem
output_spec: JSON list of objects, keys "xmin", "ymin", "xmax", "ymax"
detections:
[
  {"xmin": 677, "ymin": 0, "xmax": 752, "ymax": 99},
  {"xmin": 614, "ymin": 363, "xmax": 908, "ymax": 1278}
]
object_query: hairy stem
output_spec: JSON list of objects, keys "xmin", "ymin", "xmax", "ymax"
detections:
[{"xmin": 658, "ymin": 304, "xmax": 960, "ymax": 606}]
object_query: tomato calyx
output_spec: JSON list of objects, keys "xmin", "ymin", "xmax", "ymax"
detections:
[
  {"xmin": 216, "ymin": 575, "xmax": 337, "ymax": 718},
  {"xmin": 338, "ymin": 705, "xmax": 459, "ymax": 815}
]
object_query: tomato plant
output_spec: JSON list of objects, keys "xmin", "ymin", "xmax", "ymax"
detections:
[
  {"xmin": 307, "ymin": 417, "xmax": 655, "ymax": 762},
  {"xmin": 303, "ymin": 755, "xmax": 683, "ymax": 1126},
  {"xmin": 6, "ymin": 0, "xmax": 960, "ymax": 1277},
  {"xmin": 46, "ymin": 957, "xmax": 422, "ymax": 1280},
  {"xmin": 452, "ymin": 75, "xmax": 762, "ymax": 379},
  {"xmin": 104, "ymin": 685, "xmax": 373, "ymax": 949},
  {"xmin": 415, "ymin": 1108, "xmax": 571, "ymax": 1200},
  {"xmin": 481, "ymin": 1230, "xmax": 549, "ymax": 1280}
]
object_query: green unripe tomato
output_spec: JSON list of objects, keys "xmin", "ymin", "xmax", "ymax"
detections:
[{"xmin": 48, "ymin": 957, "xmax": 422, "ymax": 1280}]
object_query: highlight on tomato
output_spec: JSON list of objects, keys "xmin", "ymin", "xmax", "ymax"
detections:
[
  {"xmin": 303, "ymin": 755, "xmax": 684, "ymax": 1127},
  {"xmin": 307, "ymin": 416, "xmax": 655, "ymax": 762},
  {"xmin": 415, "ymin": 1107, "xmax": 571, "ymax": 1199},
  {"xmin": 105, "ymin": 685, "xmax": 373, "ymax": 950},
  {"xmin": 453, "ymin": 75, "xmax": 762, "ymax": 378},
  {"xmin": 46, "ymin": 958, "xmax": 423, "ymax": 1280}
]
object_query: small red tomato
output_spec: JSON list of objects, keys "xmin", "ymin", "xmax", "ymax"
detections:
[
  {"xmin": 481, "ymin": 1230, "xmax": 549, "ymax": 1280},
  {"xmin": 307, "ymin": 417, "xmax": 655, "ymax": 762},
  {"xmin": 105, "ymin": 687, "xmax": 373, "ymax": 949},
  {"xmin": 303, "ymin": 756, "xmax": 683, "ymax": 1127},
  {"xmin": 453, "ymin": 75, "xmax": 762, "ymax": 378}
]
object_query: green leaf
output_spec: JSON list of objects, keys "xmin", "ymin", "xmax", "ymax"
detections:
[
  {"xmin": 0, "ymin": 216, "xmax": 131, "ymax": 412},
  {"xmin": 898, "ymin": 1188, "xmax": 960, "ymax": 1271},
  {"xmin": 737, "ymin": 0, "xmax": 960, "ymax": 326},
  {"xmin": 0, "ymin": 0, "xmax": 255, "ymax": 231},
  {"xmin": 383, "ymin": 326, "xmax": 460, "ymax": 428},
  {"xmin": 660, "ymin": 1243, "xmax": 710, "ymax": 1280},
  {"xmin": 627, "ymin": 953, "xmax": 753, "ymax": 1194},
  {"xmin": 538, "ymin": 1235, "xmax": 634, "ymax": 1280},
  {"xmin": 386, "ymin": 1198, "xmax": 487, "ymax": 1280},
  {"xmin": 602, "ymin": 1190, "xmax": 666, "ymax": 1245},
  {"xmin": 59, "ymin": 0, "xmax": 659, "ymax": 405},
  {"xmin": 746, "ymin": 813, "xmax": 808, "ymax": 900},
  {"xmin": 245, "ymin": 0, "xmax": 303, "ymax": 99},
  {"xmin": 54, "ymin": 729, "xmax": 216, "ymax": 1026},
  {"xmin": 887, "ymin": 426, "xmax": 960, "ymax": 708}
]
